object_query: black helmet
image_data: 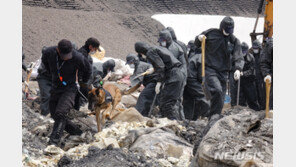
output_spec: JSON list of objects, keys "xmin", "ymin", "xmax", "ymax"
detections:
[
  {"xmin": 252, "ymin": 39, "xmax": 261, "ymax": 49},
  {"xmin": 135, "ymin": 42, "xmax": 150, "ymax": 55},
  {"xmin": 241, "ymin": 42, "xmax": 249, "ymax": 53},
  {"xmin": 220, "ymin": 16, "xmax": 234, "ymax": 34},
  {"xmin": 125, "ymin": 53, "xmax": 138, "ymax": 65}
]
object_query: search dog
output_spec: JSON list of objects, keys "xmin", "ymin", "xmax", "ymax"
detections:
[{"xmin": 88, "ymin": 83, "xmax": 122, "ymax": 132}]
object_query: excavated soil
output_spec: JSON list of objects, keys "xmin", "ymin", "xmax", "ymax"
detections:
[{"xmin": 22, "ymin": 0, "xmax": 261, "ymax": 64}]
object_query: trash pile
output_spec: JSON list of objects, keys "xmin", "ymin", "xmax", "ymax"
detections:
[{"xmin": 22, "ymin": 58, "xmax": 273, "ymax": 167}]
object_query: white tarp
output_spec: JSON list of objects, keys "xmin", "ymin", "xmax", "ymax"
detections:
[{"xmin": 152, "ymin": 14, "xmax": 265, "ymax": 47}]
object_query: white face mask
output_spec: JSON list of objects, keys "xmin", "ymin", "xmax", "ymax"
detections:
[
  {"xmin": 160, "ymin": 41, "xmax": 167, "ymax": 47},
  {"xmin": 89, "ymin": 51, "xmax": 96, "ymax": 55},
  {"xmin": 129, "ymin": 64, "xmax": 135, "ymax": 69},
  {"xmin": 253, "ymin": 49, "xmax": 259, "ymax": 54},
  {"xmin": 223, "ymin": 29, "xmax": 229, "ymax": 36},
  {"xmin": 141, "ymin": 54, "xmax": 146, "ymax": 59}
]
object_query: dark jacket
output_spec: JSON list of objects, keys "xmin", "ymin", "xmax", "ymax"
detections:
[
  {"xmin": 241, "ymin": 53, "xmax": 256, "ymax": 81},
  {"xmin": 159, "ymin": 30, "xmax": 187, "ymax": 75},
  {"xmin": 37, "ymin": 49, "xmax": 52, "ymax": 80},
  {"xmin": 260, "ymin": 38, "xmax": 273, "ymax": 77},
  {"xmin": 249, "ymin": 48, "xmax": 263, "ymax": 79},
  {"xmin": 195, "ymin": 28, "xmax": 244, "ymax": 72},
  {"xmin": 187, "ymin": 53, "xmax": 202, "ymax": 83},
  {"xmin": 41, "ymin": 46, "xmax": 92, "ymax": 90},
  {"xmin": 78, "ymin": 45, "xmax": 93, "ymax": 65},
  {"xmin": 146, "ymin": 46, "xmax": 182, "ymax": 83},
  {"xmin": 167, "ymin": 27, "xmax": 189, "ymax": 65},
  {"xmin": 130, "ymin": 61, "xmax": 152, "ymax": 87},
  {"xmin": 22, "ymin": 53, "xmax": 27, "ymax": 71}
]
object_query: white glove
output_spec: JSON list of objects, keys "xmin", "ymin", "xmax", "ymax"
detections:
[
  {"xmin": 24, "ymin": 81, "xmax": 29, "ymax": 87},
  {"xmin": 146, "ymin": 68, "xmax": 154, "ymax": 75},
  {"xmin": 155, "ymin": 82, "xmax": 161, "ymax": 94},
  {"xmin": 234, "ymin": 70, "xmax": 241, "ymax": 81},
  {"xmin": 198, "ymin": 34, "xmax": 206, "ymax": 41},
  {"xmin": 264, "ymin": 75, "xmax": 272, "ymax": 83}
]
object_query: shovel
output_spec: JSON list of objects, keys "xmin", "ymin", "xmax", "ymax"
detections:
[
  {"xmin": 265, "ymin": 79, "xmax": 271, "ymax": 118},
  {"xmin": 201, "ymin": 36, "xmax": 211, "ymax": 100}
]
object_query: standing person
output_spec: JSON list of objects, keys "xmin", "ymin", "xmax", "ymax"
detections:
[
  {"xmin": 158, "ymin": 29, "xmax": 187, "ymax": 119},
  {"xmin": 37, "ymin": 47, "xmax": 52, "ymax": 116},
  {"xmin": 194, "ymin": 16, "xmax": 244, "ymax": 117},
  {"xmin": 74, "ymin": 37, "xmax": 100, "ymax": 110},
  {"xmin": 250, "ymin": 39, "xmax": 265, "ymax": 110},
  {"xmin": 240, "ymin": 42, "xmax": 260, "ymax": 111},
  {"xmin": 166, "ymin": 27, "xmax": 189, "ymax": 65},
  {"xmin": 183, "ymin": 53, "xmax": 210, "ymax": 120},
  {"xmin": 136, "ymin": 42, "xmax": 184, "ymax": 120},
  {"xmin": 124, "ymin": 53, "xmax": 157, "ymax": 116},
  {"xmin": 260, "ymin": 37, "xmax": 273, "ymax": 110},
  {"xmin": 42, "ymin": 39, "xmax": 92, "ymax": 146}
]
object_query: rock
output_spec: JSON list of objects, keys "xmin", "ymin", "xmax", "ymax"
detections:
[
  {"xmin": 103, "ymin": 138, "xmax": 120, "ymax": 148},
  {"xmin": 121, "ymin": 95, "xmax": 137, "ymax": 108},
  {"xmin": 111, "ymin": 107, "xmax": 146, "ymax": 123},
  {"xmin": 44, "ymin": 145, "xmax": 65, "ymax": 155},
  {"xmin": 158, "ymin": 159, "xmax": 173, "ymax": 167},
  {"xmin": 166, "ymin": 144, "xmax": 184, "ymax": 158},
  {"xmin": 129, "ymin": 128, "xmax": 193, "ymax": 159},
  {"xmin": 168, "ymin": 157, "xmax": 179, "ymax": 164},
  {"xmin": 196, "ymin": 109, "xmax": 273, "ymax": 167}
]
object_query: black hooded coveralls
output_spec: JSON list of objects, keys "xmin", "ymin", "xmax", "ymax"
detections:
[
  {"xmin": 260, "ymin": 38, "xmax": 273, "ymax": 110},
  {"xmin": 159, "ymin": 30, "xmax": 187, "ymax": 119},
  {"xmin": 240, "ymin": 53, "xmax": 260, "ymax": 111},
  {"xmin": 183, "ymin": 53, "xmax": 210, "ymax": 120},
  {"xmin": 42, "ymin": 46, "xmax": 92, "ymax": 145},
  {"xmin": 195, "ymin": 28, "xmax": 244, "ymax": 116},
  {"xmin": 146, "ymin": 46, "xmax": 184, "ymax": 120},
  {"xmin": 250, "ymin": 48, "xmax": 265, "ymax": 110}
]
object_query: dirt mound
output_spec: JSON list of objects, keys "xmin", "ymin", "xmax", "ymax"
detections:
[
  {"xmin": 23, "ymin": 0, "xmax": 261, "ymax": 17},
  {"xmin": 22, "ymin": 5, "xmax": 164, "ymax": 65},
  {"xmin": 59, "ymin": 145, "xmax": 159, "ymax": 167}
]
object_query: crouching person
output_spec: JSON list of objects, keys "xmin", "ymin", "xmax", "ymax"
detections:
[
  {"xmin": 124, "ymin": 52, "xmax": 157, "ymax": 116},
  {"xmin": 42, "ymin": 39, "xmax": 92, "ymax": 147},
  {"xmin": 136, "ymin": 42, "xmax": 184, "ymax": 120}
]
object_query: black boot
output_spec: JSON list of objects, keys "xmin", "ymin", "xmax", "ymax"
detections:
[
  {"xmin": 65, "ymin": 120, "xmax": 83, "ymax": 136},
  {"xmin": 48, "ymin": 119, "xmax": 66, "ymax": 147}
]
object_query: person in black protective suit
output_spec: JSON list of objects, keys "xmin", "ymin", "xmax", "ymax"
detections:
[
  {"xmin": 187, "ymin": 40, "xmax": 202, "ymax": 59},
  {"xmin": 22, "ymin": 52, "xmax": 29, "ymax": 82},
  {"xmin": 37, "ymin": 47, "xmax": 52, "ymax": 116},
  {"xmin": 240, "ymin": 42, "xmax": 260, "ymax": 111},
  {"xmin": 136, "ymin": 42, "xmax": 184, "ymax": 120},
  {"xmin": 88, "ymin": 59, "xmax": 116, "ymax": 88},
  {"xmin": 194, "ymin": 16, "xmax": 244, "ymax": 117},
  {"xmin": 166, "ymin": 27, "xmax": 189, "ymax": 65},
  {"xmin": 159, "ymin": 29, "xmax": 187, "ymax": 120},
  {"xmin": 125, "ymin": 53, "xmax": 158, "ymax": 116},
  {"xmin": 183, "ymin": 53, "xmax": 210, "ymax": 120},
  {"xmin": 250, "ymin": 39, "xmax": 265, "ymax": 110},
  {"xmin": 260, "ymin": 37, "xmax": 273, "ymax": 110},
  {"xmin": 74, "ymin": 37, "xmax": 99, "ymax": 110},
  {"xmin": 135, "ymin": 42, "xmax": 150, "ymax": 63},
  {"xmin": 42, "ymin": 39, "xmax": 92, "ymax": 146}
]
